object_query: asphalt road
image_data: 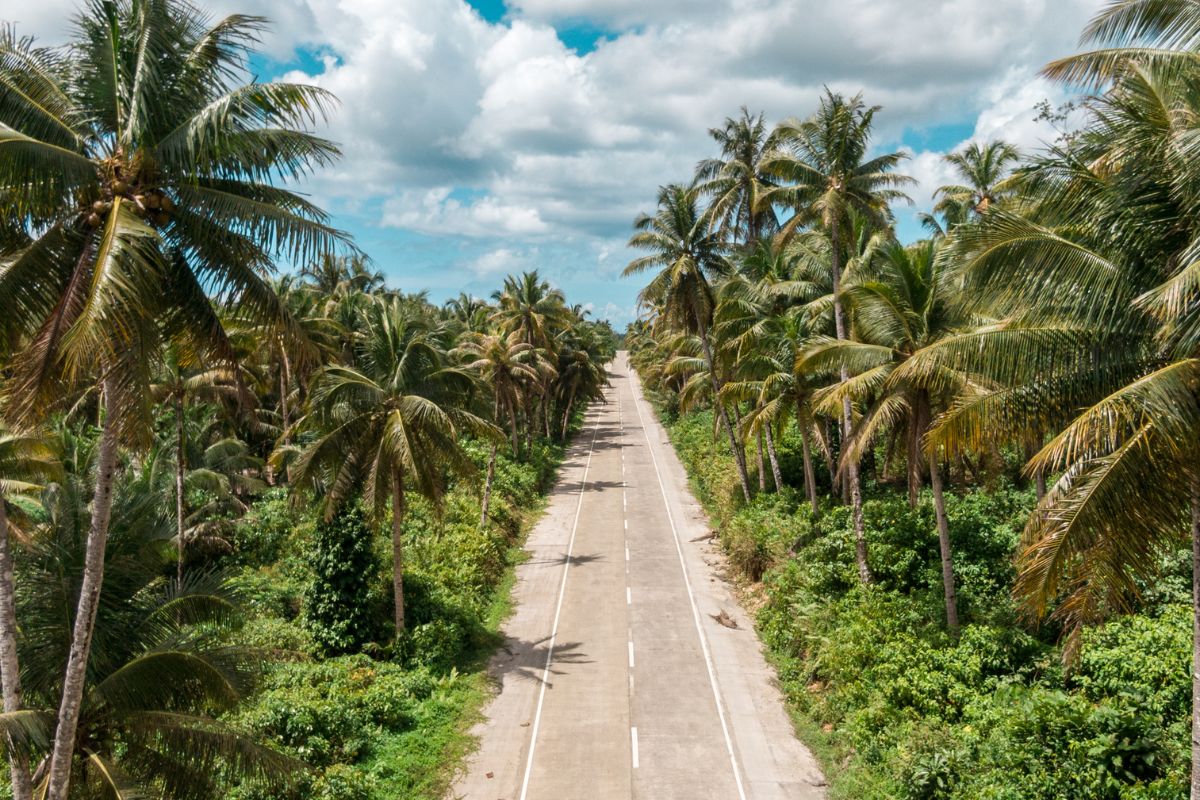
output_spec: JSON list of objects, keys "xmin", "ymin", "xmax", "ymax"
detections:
[{"xmin": 451, "ymin": 352, "xmax": 826, "ymax": 800}]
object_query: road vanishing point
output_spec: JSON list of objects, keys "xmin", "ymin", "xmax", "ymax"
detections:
[{"xmin": 451, "ymin": 352, "xmax": 827, "ymax": 800}]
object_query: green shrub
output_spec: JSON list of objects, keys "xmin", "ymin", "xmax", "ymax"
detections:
[{"xmin": 305, "ymin": 506, "xmax": 383, "ymax": 655}]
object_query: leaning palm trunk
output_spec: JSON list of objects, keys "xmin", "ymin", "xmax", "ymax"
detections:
[
  {"xmin": 0, "ymin": 500, "xmax": 32, "ymax": 800},
  {"xmin": 698, "ymin": 328, "xmax": 752, "ymax": 502},
  {"xmin": 46, "ymin": 381, "xmax": 120, "ymax": 800},
  {"xmin": 1191, "ymin": 484, "xmax": 1200, "ymax": 800},
  {"xmin": 829, "ymin": 219, "xmax": 871, "ymax": 583},
  {"xmin": 391, "ymin": 471, "xmax": 407, "ymax": 633},
  {"xmin": 480, "ymin": 444, "xmax": 497, "ymax": 529},
  {"xmin": 928, "ymin": 449, "xmax": 959, "ymax": 632},
  {"xmin": 561, "ymin": 393, "xmax": 574, "ymax": 441},
  {"xmin": 764, "ymin": 425, "xmax": 783, "ymax": 491}
]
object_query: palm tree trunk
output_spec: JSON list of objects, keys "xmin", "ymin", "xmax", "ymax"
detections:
[
  {"xmin": 0, "ymin": 500, "xmax": 32, "ymax": 800},
  {"xmin": 829, "ymin": 217, "xmax": 871, "ymax": 584},
  {"xmin": 176, "ymin": 398, "xmax": 187, "ymax": 586},
  {"xmin": 698, "ymin": 329, "xmax": 752, "ymax": 502},
  {"xmin": 907, "ymin": 410, "xmax": 921, "ymax": 508},
  {"xmin": 799, "ymin": 419, "xmax": 819, "ymax": 514},
  {"xmin": 480, "ymin": 444, "xmax": 497, "ymax": 529},
  {"xmin": 929, "ymin": 447, "xmax": 960, "ymax": 633},
  {"xmin": 764, "ymin": 425, "xmax": 783, "ymax": 491},
  {"xmin": 1191, "ymin": 482, "xmax": 1200, "ymax": 800},
  {"xmin": 756, "ymin": 427, "xmax": 767, "ymax": 492},
  {"xmin": 561, "ymin": 393, "xmax": 574, "ymax": 441},
  {"xmin": 391, "ymin": 470, "xmax": 407, "ymax": 634},
  {"xmin": 46, "ymin": 379, "xmax": 121, "ymax": 800}
]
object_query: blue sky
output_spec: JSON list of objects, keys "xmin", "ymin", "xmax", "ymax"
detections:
[{"xmin": 12, "ymin": 0, "xmax": 1102, "ymax": 325}]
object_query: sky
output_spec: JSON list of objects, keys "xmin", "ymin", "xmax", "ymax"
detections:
[{"xmin": 5, "ymin": 0, "xmax": 1104, "ymax": 327}]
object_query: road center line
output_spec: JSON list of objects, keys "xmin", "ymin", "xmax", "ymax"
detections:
[
  {"xmin": 631, "ymin": 727, "xmax": 640, "ymax": 769},
  {"xmin": 517, "ymin": 404, "xmax": 604, "ymax": 800},
  {"xmin": 628, "ymin": 363, "xmax": 750, "ymax": 800},
  {"xmin": 626, "ymin": 586, "xmax": 632, "ymax": 604},
  {"xmin": 628, "ymin": 640, "xmax": 635, "ymax": 668}
]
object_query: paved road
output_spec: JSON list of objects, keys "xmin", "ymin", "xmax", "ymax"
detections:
[{"xmin": 451, "ymin": 353, "xmax": 826, "ymax": 800}]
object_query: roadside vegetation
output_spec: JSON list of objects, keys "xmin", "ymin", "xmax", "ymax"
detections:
[
  {"xmin": 625, "ymin": 2, "xmax": 1200, "ymax": 797},
  {"xmin": 0, "ymin": 2, "xmax": 615, "ymax": 797}
]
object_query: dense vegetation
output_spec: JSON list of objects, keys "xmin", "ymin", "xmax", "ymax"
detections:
[
  {"xmin": 0, "ymin": 2, "xmax": 615, "ymax": 798},
  {"xmin": 624, "ymin": 2, "xmax": 1200, "ymax": 797}
]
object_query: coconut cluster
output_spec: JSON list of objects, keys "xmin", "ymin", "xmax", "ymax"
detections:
[{"xmin": 81, "ymin": 160, "xmax": 177, "ymax": 229}]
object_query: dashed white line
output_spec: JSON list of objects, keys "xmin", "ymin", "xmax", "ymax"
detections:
[
  {"xmin": 624, "ymin": 519, "xmax": 628, "ymax": 530},
  {"xmin": 626, "ymin": 586, "xmax": 632, "ymax": 605},
  {"xmin": 628, "ymin": 640, "xmax": 635, "ymax": 668},
  {"xmin": 625, "ymin": 545, "xmax": 630, "ymax": 562},
  {"xmin": 628, "ymin": 368, "xmax": 750, "ymax": 800},
  {"xmin": 631, "ymin": 727, "xmax": 640, "ymax": 769},
  {"xmin": 517, "ymin": 408, "xmax": 604, "ymax": 800}
]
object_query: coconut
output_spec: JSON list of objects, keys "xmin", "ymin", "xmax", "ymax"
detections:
[
  {"xmin": 112, "ymin": 180, "xmax": 129, "ymax": 194},
  {"xmin": 92, "ymin": 200, "xmax": 106, "ymax": 212},
  {"xmin": 86, "ymin": 213, "xmax": 101, "ymax": 227},
  {"xmin": 154, "ymin": 212, "xmax": 170, "ymax": 226},
  {"xmin": 145, "ymin": 193, "xmax": 161, "ymax": 209},
  {"xmin": 160, "ymin": 196, "xmax": 176, "ymax": 213}
]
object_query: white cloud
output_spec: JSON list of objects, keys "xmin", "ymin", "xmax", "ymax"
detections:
[{"xmin": 6, "ymin": 0, "xmax": 1108, "ymax": 310}]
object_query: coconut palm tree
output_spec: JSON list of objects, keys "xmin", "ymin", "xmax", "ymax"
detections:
[
  {"xmin": 695, "ymin": 107, "xmax": 779, "ymax": 250},
  {"xmin": 454, "ymin": 331, "xmax": 539, "ymax": 526},
  {"xmin": 291, "ymin": 298, "xmax": 500, "ymax": 632},
  {"xmin": 764, "ymin": 90, "xmax": 913, "ymax": 583},
  {"xmin": 15, "ymin": 468, "xmax": 294, "ymax": 799},
  {"xmin": 0, "ymin": 5, "xmax": 348, "ymax": 793},
  {"xmin": 805, "ymin": 239, "xmax": 972, "ymax": 631},
  {"xmin": 932, "ymin": 140, "xmax": 1021, "ymax": 222},
  {"xmin": 624, "ymin": 184, "xmax": 753, "ymax": 501}
]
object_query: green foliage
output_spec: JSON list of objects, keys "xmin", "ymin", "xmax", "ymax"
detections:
[
  {"xmin": 305, "ymin": 506, "xmax": 384, "ymax": 655},
  {"xmin": 665, "ymin": 410, "xmax": 1193, "ymax": 800}
]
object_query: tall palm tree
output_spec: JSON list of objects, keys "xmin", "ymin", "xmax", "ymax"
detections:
[
  {"xmin": 933, "ymin": 140, "xmax": 1021, "ymax": 221},
  {"xmin": 764, "ymin": 89, "xmax": 913, "ymax": 583},
  {"xmin": 0, "ymin": 5, "xmax": 348, "ymax": 795},
  {"xmin": 624, "ymin": 184, "xmax": 753, "ymax": 501},
  {"xmin": 695, "ymin": 107, "xmax": 779, "ymax": 250},
  {"xmin": 454, "ymin": 331, "xmax": 539, "ymax": 526},
  {"xmin": 291, "ymin": 298, "xmax": 500, "ymax": 632},
  {"xmin": 16, "ymin": 469, "xmax": 294, "ymax": 799},
  {"xmin": 492, "ymin": 271, "xmax": 569, "ymax": 442},
  {"xmin": 806, "ymin": 239, "xmax": 969, "ymax": 630}
]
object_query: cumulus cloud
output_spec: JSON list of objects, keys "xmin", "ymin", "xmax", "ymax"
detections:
[{"xmin": 5, "ymin": 0, "xmax": 1109, "ymax": 324}]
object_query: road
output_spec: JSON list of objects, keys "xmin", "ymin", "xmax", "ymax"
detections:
[{"xmin": 451, "ymin": 352, "xmax": 826, "ymax": 800}]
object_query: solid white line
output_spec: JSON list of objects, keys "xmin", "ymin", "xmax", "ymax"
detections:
[
  {"xmin": 517, "ymin": 406, "xmax": 604, "ymax": 800},
  {"xmin": 628, "ymin": 365, "xmax": 749, "ymax": 800},
  {"xmin": 628, "ymin": 640, "xmax": 635, "ymax": 668},
  {"xmin": 631, "ymin": 727, "xmax": 640, "ymax": 769}
]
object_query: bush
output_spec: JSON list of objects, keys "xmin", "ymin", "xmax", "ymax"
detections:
[{"xmin": 305, "ymin": 506, "xmax": 383, "ymax": 655}]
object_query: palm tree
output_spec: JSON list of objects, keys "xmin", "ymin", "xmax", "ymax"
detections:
[
  {"xmin": 15, "ymin": 468, "xmax": 294, "ymax": 798},
  {"xmin": 0, "ymin": 5, "xmax": 348, "ymax": 793},
  {"xmin": 492, "ymin": 272, "xmax": 570, "ymax": 442},
  {"xmin": 764, "ymin": 89, "xmax": 913, "ymax": 583},
  {"xmin": 933, "ymin": 140, "xmax": 1021, "ymax": 220},
  {"xmin": 624, "ymin": 184, "xmax": 753, "ymax": 501},
  {"xmin": 695, "ymin": 107, "xmax": 779, "ymax": 250},
  {"xmin": 454, "ymin": 331, "xmax": 539, "ymax": 526},
  {"xmin": 806, "ymin": 239, "xmax": 970, "ymax": 631},
  {"xmin": 291, "ymin": 298, "xmax": 500, "ymax": 632}
]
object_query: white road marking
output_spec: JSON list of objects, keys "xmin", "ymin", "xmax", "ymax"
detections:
[
  {"xmin": 629, "ymin": 367, "xmax": 750, "ymax": 800},
  {"xmin": 624, "ymin": 519, "xmax": 628, "ymax": 530},
  {"xmin": 518, "ymin": 407, "xmax": 605, "ymax": 800},
  {"xmin": 631, "ymin": 727, "xmax": 640, "ymax": 769},
  {"xmin": 627, "ymin": 586, "xmax": 632, "ymax": 605},
  {"xmin": 628, "ymin": 640, "xmax": 635, "ymax": 668},
  {"xmin": 625, "ymin": 545, "xmax": 629, "ymax": 561}
]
